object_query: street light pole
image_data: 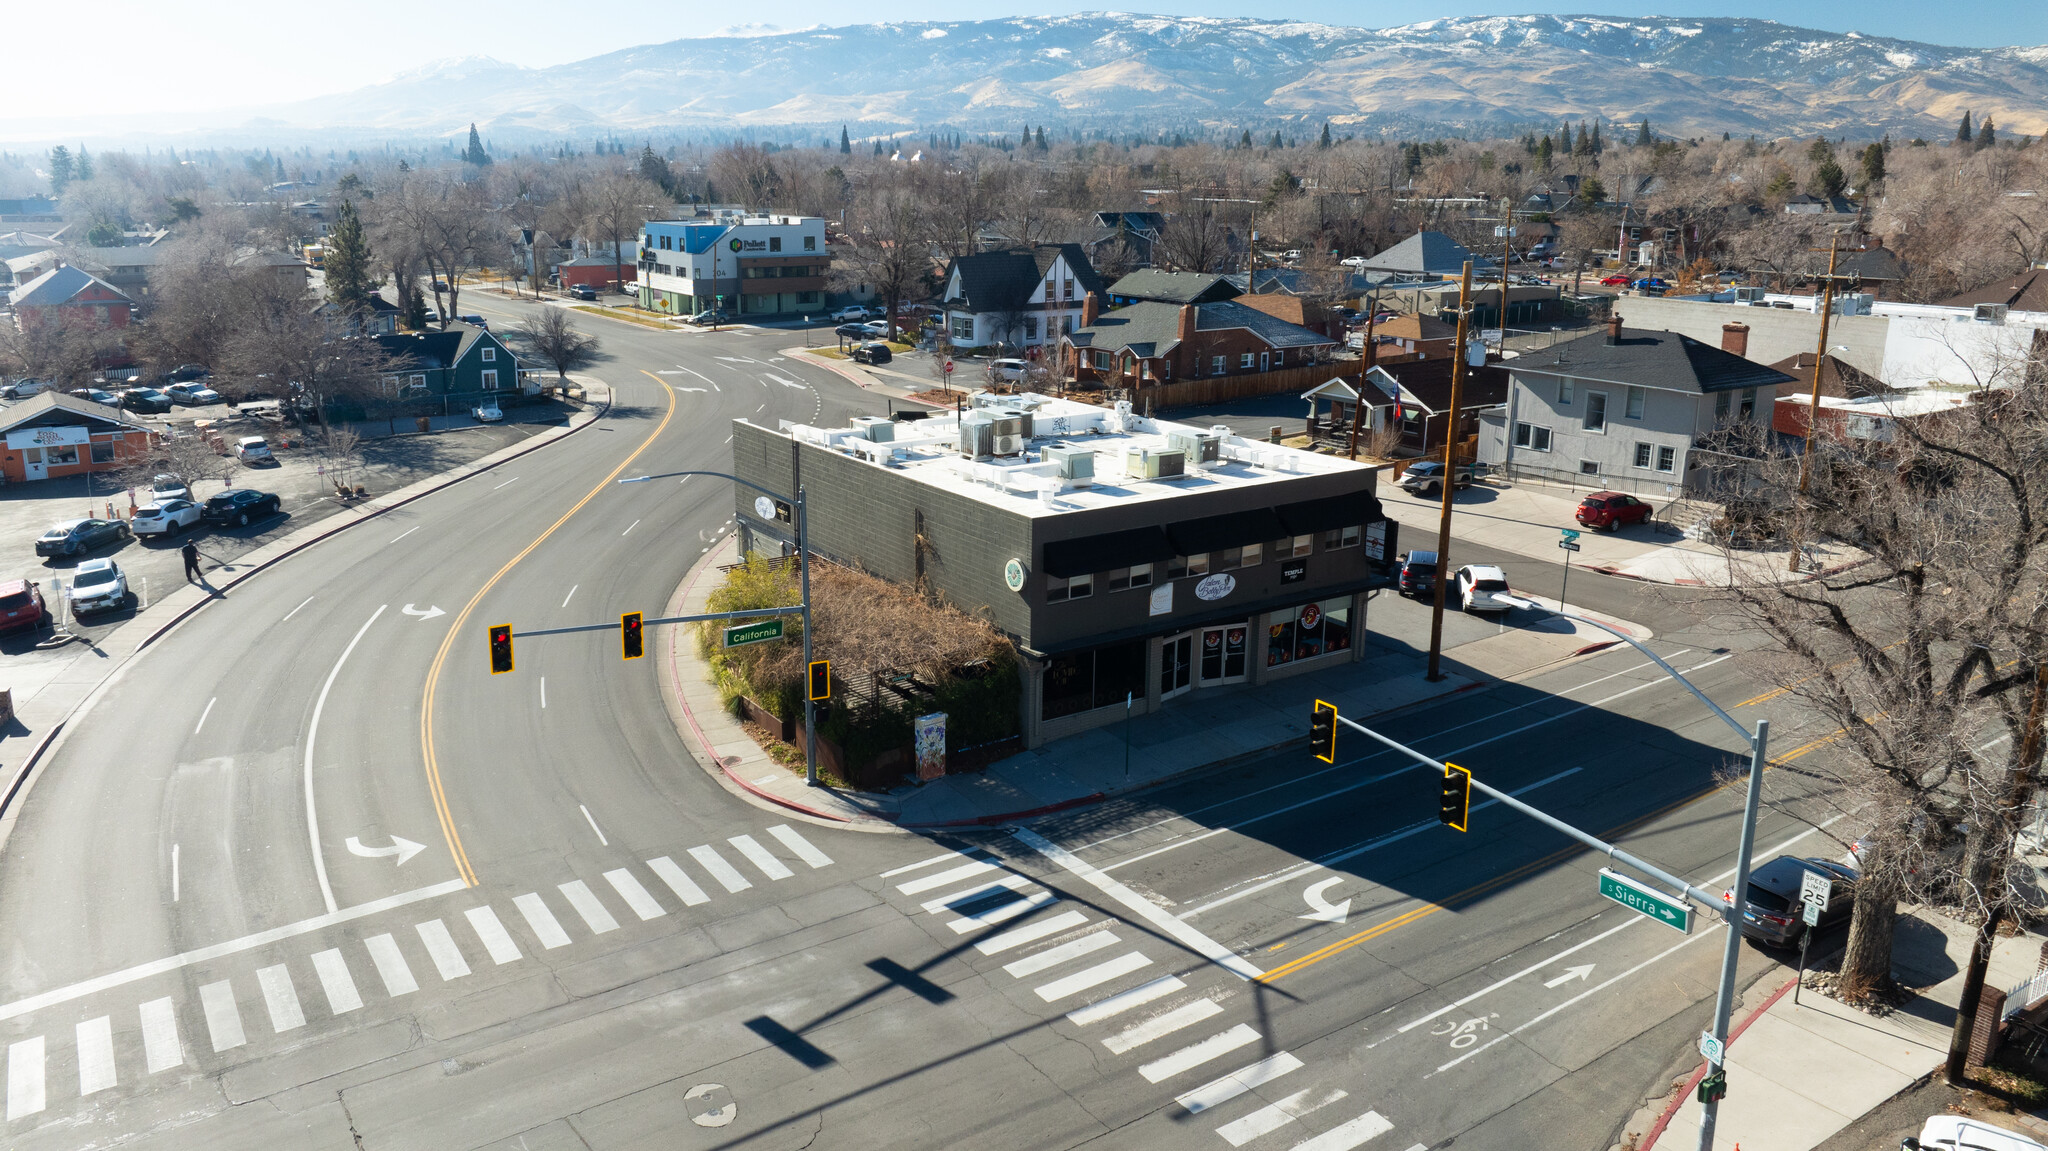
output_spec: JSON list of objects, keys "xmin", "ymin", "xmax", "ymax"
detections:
[{"xmin": 1425, "ymin": 260, "xmax": 1475, "ymax": 682}]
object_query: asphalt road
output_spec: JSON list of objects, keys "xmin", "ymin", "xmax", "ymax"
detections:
[{"xmin": 0, "ymin": 295, "xmax": 1844, "ymax": 1150}]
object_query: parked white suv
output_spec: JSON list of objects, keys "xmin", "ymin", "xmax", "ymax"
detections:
[{"xmin": 829, "ymin": 306, "xmax": 871, "ymax": 322}]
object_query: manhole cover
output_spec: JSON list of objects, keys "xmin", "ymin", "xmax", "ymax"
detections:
[{"xmin": 685, "ymin": 1083, "xmax": 736, "ymax": 1128}]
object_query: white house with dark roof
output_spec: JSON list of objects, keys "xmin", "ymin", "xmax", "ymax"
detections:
[{"xmin": 939, "ymin": 244, "xmax": 1105, "ymax": 351}]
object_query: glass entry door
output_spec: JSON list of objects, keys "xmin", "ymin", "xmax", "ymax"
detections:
[
  {"xmin": 1160, "ymin": 633, "xmax": 1194, "ymax": 699},
  {"xmin": 1198, "ymin": 623, "xmax": 1249, "ymax": 686}
]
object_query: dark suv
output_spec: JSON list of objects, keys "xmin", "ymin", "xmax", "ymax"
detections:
[
  {"xmin": 1575, "ymin": 491, "xmax": 1652, "ymax": 531},
  {"xmin": 1734, "ymin": 856, "xmax": 1857, "ymax": 947},
  {"xmin": 202, "ymin": 488, "xmax": 281, "ymax": 526},
  {"xmin": 1395, "ymin": 550, "xmax": 1438, "ymax": 597}
]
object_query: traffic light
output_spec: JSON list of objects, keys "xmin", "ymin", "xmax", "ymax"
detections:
[
  {"xmin": 1438, "ymin": 762, "xmax": 1472, "ymax": 831},
  {"xmin": 621, "ymin": 612, "xmax": 644, "ymax": 660},
  {"xmin": 1697, "ymin": 1068, "xmax": 1727, "ymax": 1104},
  {"xmin": 808, "ymin": 659, "xmax": 831, "ymax": 701},
  {"xmin": 488, "ymin": 624, "xmax": 514, "ymax": 674},
  {"xmin": 1310, "ymin": 700, "xmax": 1338, "ymax": 763}
]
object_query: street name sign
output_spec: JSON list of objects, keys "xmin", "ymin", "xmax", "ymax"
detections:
[
  {"xmin": 1559, "ymin": 540, "xmax": 1581, "ymax": 552},
  {"xmin": 1560, "ymin": 528, "xmax": 1581, "ymax": 542},
  {"xmin": 1598, "ymin": 869, "xmax": 1691, "ymax": 933},
  {"xmin": 723, "ymin": 619, "xmax": 786, "ymax": 647},
  {"xmin": 1698, "ymin": 1030, "xmax": 1725, "ymax": 1066}
]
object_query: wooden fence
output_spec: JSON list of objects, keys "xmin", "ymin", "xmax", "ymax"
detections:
[{"xmin": 1119, "ymin": 364, "xmax": 1363, "ymax": 411}]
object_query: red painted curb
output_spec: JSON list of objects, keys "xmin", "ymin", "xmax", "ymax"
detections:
[
  {"xmin": 1572, "ymin": 640, "xmax": 1622, "ymax": 657},
  {"xmin": 1639, "ymin": 975, "xmax": 1798, "ymax": 1150}
]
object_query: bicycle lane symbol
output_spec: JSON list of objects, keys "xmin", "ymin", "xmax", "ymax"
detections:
[{"xmin": 1431, "ymin": 1014, "xmax": 1499, "ymax": 1049}]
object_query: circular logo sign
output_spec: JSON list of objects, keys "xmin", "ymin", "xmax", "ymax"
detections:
[
  {"xmin": 1004, "ymin": 559, "xmax": 1025, "ymax": 592},
  {"xmin": 754, "ymin": 495, "xmax": 775, "ymax": 520},
  {"xmin": 1300, "ymin": 603, "xmax": 1322, "ymax": 630},
  {"xmin": 1194, "ymin": 573, "xmax": 1237, "ymax": 602},
  {"xmin": 729, "ymin": 238, "xmax": 742, "ymax": 252}
]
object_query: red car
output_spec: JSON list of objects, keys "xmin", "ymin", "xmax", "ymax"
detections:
[
  {"xmin": 1599, "ymin": 274, "xmax": 1631, "ymax": 287},
  {"xmin": 0, "ymin": 578, "xmax": 48, "ymax": 633},
  {"xmin": 1576, "ymin": 491, "xmax": 1653, "ymax": 531}
]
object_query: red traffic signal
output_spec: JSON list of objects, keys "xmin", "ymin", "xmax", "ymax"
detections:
[
  {"xmin": 808, "ymin": 659, "xmax": 831, "ymax": 701},
  {"xmin": 621, "ymin": 612, "xmax": 644, "ymax": 660},
  {"xmin": 488, "ymin": 624, "xmax": 514, "ymax": 674}
]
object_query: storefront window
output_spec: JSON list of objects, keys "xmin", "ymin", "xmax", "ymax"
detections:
[
  {"xmin": 1268, "ymin": 598, "xmax": 1353, "ymax": 667},
  {"xmin": 90, "ymin": 442, "xmax": 114, "ymax": 464},
  {"xmin": 46, "ymin": 446, "xmax": 79, "ymax": 466},
  {"xmin": 1042, "ymin": 640, "xmax": 1147, "ymax": 721}
]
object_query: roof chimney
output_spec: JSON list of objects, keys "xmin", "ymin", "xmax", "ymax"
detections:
[
  {"xmin": 1605, "ymin": 313, "xmax": 1622, "ymax": 346},
  {"xmin": 1720, "ymin": 321, "xmax": 1750, "ymax": 358},
  {"xmin": 1177, "ymin": 302, "xmax": 1196, "ymax": 347},
  {"xmin": 1081, "ymin": 290, "xmax": 1100, "ymax": 328}
]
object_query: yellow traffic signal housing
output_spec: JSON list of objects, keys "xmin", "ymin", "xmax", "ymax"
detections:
[
  {"xmin": 808, "ymin": 659, "xmax": 831, "ymax": 701},
  {"xmin": 1310, "ymin": 700, "xmax": 1338, "ymax": 763},
  {"xmin": 488, "ymin": 624, "xmax": 514, "ymax": 674},
  {"xmin": 1439, "ymin": 762, "xmax": 1472, "ymax": 831},
  {"xmin": 621, "ymin": 612, "xmax": 644, "ymax": 659}
]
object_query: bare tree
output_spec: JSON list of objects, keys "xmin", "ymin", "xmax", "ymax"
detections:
[
  {"xmin": 118, "ymin": 426, "xmax": 238, "ymax": 498},
  {"xmin": 1156, "ymin": 202, "xmax": 1231, "ymax": 272},
  {"xmin": 515, "ymin": 309, "xmax": 600, "ymax": 380},
  {"xmin": 583, "ymin": 168, "xmax": 666, "ymax": 297},
  {"xmin": 834, "ymin": 175, "xmax": 934, "ymax": 343}
]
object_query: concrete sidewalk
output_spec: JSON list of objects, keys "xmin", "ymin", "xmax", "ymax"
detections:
[
  {"xmin": 1641, "ymin": 908, "xmax": 2047, "ymax": 1150},
  {"xmin": 659, "ymin": 534, "xmax": 1648, "ymax": 830}
]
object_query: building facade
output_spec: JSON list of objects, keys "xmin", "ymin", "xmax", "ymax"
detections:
[
  {"xmin": 0, "ymin": 393, "xmax": 153, "ymax": 483},
  {"xmin": 374, "ymin": 323, "xmax": 521, "ymax": 406},
  {"xmin": 637, "ymin": 215, "xmax": 829, "ymax": 317},
  {"xmin": 938, "ymin": 244, "xmax": 1104, "ymax": 351}
]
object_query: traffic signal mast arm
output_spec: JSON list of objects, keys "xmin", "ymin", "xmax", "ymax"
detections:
[
  {"xmin": 509, "ymin": 604, "xmax": 803, "ymax": 640},
  {"xmin": 1330, "ymin": 710, "xmax": 1735, "ymax": 920}
]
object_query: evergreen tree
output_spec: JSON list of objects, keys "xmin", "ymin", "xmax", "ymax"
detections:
[
  {"xmin": 1573, "ymin": 121, "xmax": 1592, "ymax": 157},
  {"xmin": 1036, "ymin": 126, "xmax": 1048, "ymax": 149},
  {"xmin": 48, "ymin": 145, "xmax": 73, "ymax": 193},
  {"xmin": 1859, "ymin": 142, "xmax": 1886, "ymax": 185},
  {"xmin": 1536, "ymin": 135, "xmax": 1553, "ymax": 169},
  {"xmin": 463, "ymin": 123, "xmax": 492, "ymax": 166},
  {"xmin": 1635, "ymin": 118, "xmax": 1653, "ymax": 147},
  {"xmin": 1957, "ymin": 110, "xmax": 1974, "ymax": 144},
  {"xmin": 1405, "ymin": 141, "xmax": 1424, "ymax": 175},
  {"xmin": 874, "ymin": 140, "xmax": 885, "ymax": 156},
  {"xmin": 1806, "ymin": 137, "xmax": 1836, "ymax": 164},
  {"xmin": 1318, "ymin": 122, "xmax": 1332, "ymax": 149},
  {"xmin": 1812, "ymin": 157, "xmax": 1847, "ymax": 198},
  {"xmin": 1270, "ymin": 131, "xmax": 1285, "ymax": 149},
  {"xmin": 840, "ymin": 125, "xmax": 851, "ymax": 154},
  {"xmin": 1240, "ymin": 129, "xmax": 1254, "ymax": 148},
  {"xmin": 75, "ymin": 146, "xmax": 93, "ymax": 182},
  {"xmin": 1578, "ymin": 175, "xmax": 1606, "ymax": 204},
  {"xmin": 1591, "ymin": 120, "xmax": 1603, "ymax": 153},
  {"xmin": 325, "ymin": 200, "xmax": 377, "ymax": 317},
  {"xmin": 638, "ymin": 144, "xmax": 670, "ymax": 193},
  {"xmin": 1976, "ymin": 116, "xmax": 1996, "ymax": 150},
  {"xmin": 1559, "ymin": 121, "xmax": 1572, "ymax": 153},
  {"xmin": 1723, "ymin": 131, "xmax": 1731, "ymax": 141}
]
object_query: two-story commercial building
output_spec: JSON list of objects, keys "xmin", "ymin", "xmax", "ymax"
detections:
[
  {"xmin": 731, "ymin": 394, "xmax": 1388, "ymax": 747},
  {"xmin": 636, "ymin": 215, "xmax": 829, "ymax": 318}
]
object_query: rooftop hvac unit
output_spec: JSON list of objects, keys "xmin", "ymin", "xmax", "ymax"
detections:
[
  {"xmin": 851, "ymin": 415, "xmax": 895, "ymax": 443},
  {"xmin": 1732, "ymin": 287, "xmax": 1766, "ymax": 303},
  {"xmin": 992, "ymin": 432, "xmax": 1024, "ymax": 457},
  {"xmin": 958, "ymin": 418, "xmax": 994, "ymax": 460},
  {"xmin": 1124, "ymin": 447, "xmax": 1186, "ymax": 479},
  {"xmin": 988, "ymin": 410, "xmax": 1035, "ymax": 440},
  {"xmin": 1166, "ymin": 429, "xmax": 1222, "ymax": 465},
  {"xmin": 1975, "ymin": 303, "xmax": 2009, "ymax": 325},
  {"xmin": 1046, "ymin": 444, "xmax": 1095, "ymax": 486},
  {"xmin": 987, "ymin": 415, "xmax": 1026, "ymax": 456}
]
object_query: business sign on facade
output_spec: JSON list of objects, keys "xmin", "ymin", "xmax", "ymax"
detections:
[
  {"xmin": 6, "ymin": 425, "xmax": 90, "ymax": 450},
  {"xmin": 1004, "ymin": 559, "xmax": 1026, "ymax": 592},
  {"xmin": 1148, "ymin": 581, "xmax": 1173, "ymax": 616},
  {"xmin": 1194, "ymin": 573, "xmax": 1237, "ymax": 601}
]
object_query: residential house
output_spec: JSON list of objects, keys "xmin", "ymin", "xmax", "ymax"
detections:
[
  {"xmin": 0, "ymin": 197, "xmax": 62, "ymax": 225},
  {"xmin": 938, "ymin": 244, "xmax": 1104, "ymax": 351},
  {"xmin": 1366, "ymin": 355, "xmax": 1513, "ymax": 455},
  {"xmin": 0, "ymin": 392, "xmax": 154, "ymax": 483},
  {"xmin": 1063, "ymin": 298, "xmax": 1337, "ymax": 387},
  {"xmin": 1938, "ymin": 266, "xmax": 2048, "ymax": 313},
  {"xmin": 1766, "ymin": 348, "xmax": 1884, "ymax": 404},
  {"xmin": 1104, "ymin": 269, "xmax": 1240, "ymax": 309},
  {"xmin": 229, "ymin": 247, "xmax": 311, "ymax": 291},
  {"xmin": 1351, "ymin": 231, "xmax": 1495, "ymax": 280},
  {"xmin": 1784, "ymin": 242, "xmax": 1909, "ymax": 298},
  {"xmin": 1371, "ymin": 314, "xmax": 1458, "ymax": 361},
  {"xmin": 1783, "ymin": 194, "xmax": 1860, "ymax": 216},
  {"xmin": 73, "ymin": 242, "xmax": 171, "ymax": 300},
  {"xmin": 8, "ymin": 265, "xmax": 135, "ymax": 357},
  {"xmin": 314, "ymin": 294, "xmax": 400, "ymax": 336},
  {"xmin": 1477, "ymin": 316, "xmax": 1796, "ymax": 493},
  {"xmin": 1074, "ymin": 211, "xmax": 1166, "ymax": 271},
  {"xmin": 374, "ymin": 324, "xmax": 520, "ymax": 406},
  {"xmin": 1236, "ymin": 293, "xmax": 1343, "ymax": 342}
]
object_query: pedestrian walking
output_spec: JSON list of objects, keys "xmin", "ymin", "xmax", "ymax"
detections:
[{"xmin": 182, "ymin": 541, "xmax": 201, "ymax": 583}]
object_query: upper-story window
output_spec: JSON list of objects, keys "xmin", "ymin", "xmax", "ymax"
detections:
[
  {"xmin": 769, "ymin": 236, "xmax": 782, "ymax": 252},
  {"xmin": 1063, "ymin": 278, "xmax": 1075, "ymax": 299},
  {"xmin": 804, "ymin": 235, "xmax": 817, "ymax": 251}
]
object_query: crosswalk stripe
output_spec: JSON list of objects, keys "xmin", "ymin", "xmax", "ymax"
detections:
[
  {"xmin": 896, "ymin": 859, "xmax": 997, "ymax": 895},
  {"xmin": 311, "ymin": 949, "xmax": 363, "ymax": 1014},
  {"xmin": 1102, "ymin": 999, "xmax": 1222, "ymax": 1055},
  {"xmin": 688, "ymin": 845, "xmax": 753, "ymax": 893},
  {"xmin": 767, "ymin": 824, "xmax": 834, "ymax": 868},
  {"xmin": 1034, "ymin": 951, "xmax": 1152, "ymax": 1002},
  {"xmin": 513, "ymin": 893, "xmax": 572, "ymax": 949},
  {"xmin": 464, "ymin": 906, "xmax": 523, "ymax": 964},
  {"xmin": 729, "ymin": 834, "xmax": 795, "ymax": 881},
  {"xmin": 1065, "ymin": 976, "xmax": 1186, "ymax": 1026},
  {"xmin": 415, "ymin": 920, "xmax": 473, "ymax": 981},
  {"xmin": 1216, "ymin": 1088, "xmax": 1350, "ymax": 1148},
  {"xmin": 1003, "ymin": 930, "xmax": 1119, "ymax": 978},
  {"xmin": 558, "ymin": 880, "xmax": 620, "ymax": 934},
  {"xmin": 1176, "ymin": 1050, "xmax": 1303, "ymax": 1114},
  {"xmin": 950, "ymin": 891, "xmax": 1057, "ymax": 933},
  {"xmin": 921, "ymin": 873, "xmax": 1031, "ymax": 914},
  {"xmin": 1287, "ymin": 1111, "xmax": 1394, "ymax": 1151},
  {"xmin": 881, "ymin": 849, "xmax": 982, "ymax": 878},
  {"xmin": 76, "ymin": 1016, "xmax": 116, "ymax": 1095},
  {"xmin": 6, "ymin": 1036, "xmax": 44, "ymax": 1120},
  {"xmin": 364, "ymin": 934, "xmax": 419, "ymax": 997},
  {"xmin": 1138, "ymin": 1024, "xmax": 1259, "ymax": 1083},
  {"xmin": 199, "ymin": 980, "xmax": 247, "ymax": 1051},
  {"xmin": 604, "ymin": 869, "xmax": 668, "ymax": 920},
  {"xmin": 256, "ymin": 964, "xmax": 307, "ymax": 1032},
  {"xmin": 975, "ymin": 909, "xmax": 1090, "ymax": 955},
  {"xmin": 647, "ymin": 856, "xmax": 711, "ymax": 906},
  {"xmin": 139, "ymin": 997, "xmax": 183, "ymax": 1074}
]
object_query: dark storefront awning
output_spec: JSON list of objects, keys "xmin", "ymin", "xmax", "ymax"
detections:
[
  {"xmin": 1165, "ymin": 508, "xmax": 1289, "ymax": 556},
  {"xmin": 1041, "ymin": 526, "xmax": 1176, "ymax": 578},
  {"xmin": 1275, "ymin": 492, "xmax": 1385, "ymax": 535}
]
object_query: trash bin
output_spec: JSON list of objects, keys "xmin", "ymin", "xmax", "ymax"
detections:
[{"xmin": 415, "ymin": 416, "xmax": 431, "ymax": 433}]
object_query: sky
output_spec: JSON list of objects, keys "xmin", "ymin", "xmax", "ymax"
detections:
[{"xmin": 13, "ymin": 0, "xmax": 2047, "ymax": 125}]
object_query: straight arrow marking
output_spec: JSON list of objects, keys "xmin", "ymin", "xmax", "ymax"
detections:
[{"xmin": 1543, "ymin": 964, "xmax": 1595, "ymax": 988}]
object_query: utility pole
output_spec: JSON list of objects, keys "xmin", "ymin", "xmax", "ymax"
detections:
[
  {"xmin": 1425, "ymin": 261, "xmax": 1474, "ymax": 682},
  {"xmin": 1496, "ymin": 199, "xmax": 1515, "ymax": 356},
  {"xmin": 1788, "ymin": 238, "xmax": 1841, "ymax": 572},
  {"xmin": 1347, "ymin": 284, "xmax": 1379, "ymax": 461},
  {"xmin": 798, "ymin": 490, "xmax": 818, "ymax": 787}
]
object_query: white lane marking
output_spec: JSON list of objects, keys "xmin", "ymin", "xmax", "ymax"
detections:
[
  {"xmin": 492, "ymin": 476, "xmax": 519, "ymax": 490},
  {"xmin": 559, "ymin": 880, "xmax": 620, "ymax": 934},
  {"xmin": 1034, "ymin": 951, "xmax": 1152, "ymax": 1002},
  {"xmin": 0, "ymin": 879, "xmax": 465, "ymax": 1024},
  {"xmin": 1178, "ymin": 1050, "xmax": 1303, "ymax": 1114},
  {"xmin": 416, "ymin": 919, "xmax": 472, "ymax": 981},
  {"xmin": 1289, "ymin": 1111, "xmax": 1396, "ymax": 1151},
  {"xmin": 311, "ymin": 949, "xmax": 362, "ymax": 1014},
  {"xmin": 561, "ymin": 584, "xmax": 578, "ymax": 609},
  {"xmin": 257, "ymin": 964, "xmax": 306, "ymax": 1032},
  {"xmin": 1138, "ymin": 1024, "xmax": 1259, "ymax": 1082},
  {"xmin": 199, "ymin": 980, "xmax": 246, "ymax": 1050},
  {"xmin": 1102, "ymin": 999, "xmax": 1222, "ymax": 1054},
  {"xmin": 171, "ymin": 843, "xmax": 180, "ymax": 902},
  {"xmin": 305, "ymin": 605, "xmax": 387, "ymax": 915},
  {"xmin": 76, "ymin": 1016, "xmax": 116, "ymax": 1095},
  {"xmin": 896, "ymin": 858, "xmax": 999, "ymax": 895},
  {"xmin": 1004, "ymin": 930, "xmax": 1119, "ymax": 978},
  {"xmin": 1014, "ymin": 828, "xmax": 1262, "ymax": 980},
  {"xmin": 389, "ymin": 525, "xmax": 421, "ymax": 543},
  {"xmin": 579, "ymin": 804, "xmax": 607, "ymax": 845},
  {"xmin": 282, "ymin": 596, "xmax": 315, "ymax": 622},
  {"xmin": 949, "ymin": 891, "xmax": 1057, "ymax": 932},
  {"xmin": 541, "ymin": 677, "xmax": 546, "ymax": 709},
  {"xmin": 622, "ymin": 518, "xmax": 640, "ymax": 536},
  {"xmin": 7, "ymin": 1036, "xmax": 44, "ymax": 1119},
  {"xmin": 1067, "ymin": 975, "xmax": 1187, "ymax": 1026},
  {"xmin": 465, "ymin": 907, "xmax": 523, "ymax": 965},
  {"xmin": 883, "ymin": 850, "xmax": 985, "ymax": 879},
  {"xmin": 730, "ymin": 834, "xmax": 794, "ymax": 881},
  {"xmin": 513, "ymin": 893, "xmax": 572, "ymax": 949},
  {"xmin": 193, "ymin": 698, "xmax": 215, "ymax": 734},
  {"xmin": 755, "ymin": 402, "xmax": 766, "ymax": 412},
  {"xmin": 139, "ymin": 998, "xmax": 182, "ymax": 1074},
  {"xmin": 647, "ymin": 856, "xmax": 711, "ymax": 907},
  {"xmin": 364, "ymin": 934, "xmax": 419, "ymax": 996},
  {"xmin": 1216, "ymin": 1087, "xmax": 1349, "ymax": 1147},
  {"xmin": 767, "ymin": 824, "xmax": 833, "ymax": 868},
  {"xmin": 920, "ymin": 873, "xmax": 1031, "ymax": 913},
  {"xmin": 604, "ymin": 869, "xmax": 668, "ymax": 921},
  {"xmin": 976, "ymin": 909, "xmax": 1090, "ymax": 955},
  {"xmin": 689, "ymin": 845, "xmax": 752, "ymax": 893}
]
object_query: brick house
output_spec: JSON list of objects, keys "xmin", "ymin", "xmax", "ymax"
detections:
[
  {"xmin": 1062, "ymin": 298, "xmax": 1337, "ymax": 387},
  {"xmin": 1235, "ymin": 293, "xmax": 1344, "ymax": 342},
  {"xmin": 1104, "ymin": 269, "xmax": 1241, "ymax": 308},
  {"xmin": 9, "ymin": 264, "xmax": 134, "ymax": 333},
  {"xmin": 0, "ymin": 392, "xmax": 154, "ymax": 483}
]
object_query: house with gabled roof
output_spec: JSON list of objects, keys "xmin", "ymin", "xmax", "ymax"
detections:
[
  {"xmin": 373, "ymin": 323, "xmax": 520, "ymax": 406},
  {"xmin": 9, "ymin": 264, "xmax": 134, "ymax": 331},
  {"xmin": 1105, "ymin": 269, "xmax": 1241, "ymax": 308},
  {"xmin": 937, "ymin": 244, "xmax": 1104, "ymax": 351},
  {"xmin": 1353, "ymin": 231, "xmax": 1495, "ymax": 280},
  {"xmin": 1062, "ymin": 298, "xmax": 1337, "ymax": 387},
  {"xmin": 0, "ymin": 392, "xmax": 155, "ymax": 483}
]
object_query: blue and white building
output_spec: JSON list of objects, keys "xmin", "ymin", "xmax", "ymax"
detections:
[{"xmin": 636, "ymin": 214, "xmax": 830, "ymax": 318}]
